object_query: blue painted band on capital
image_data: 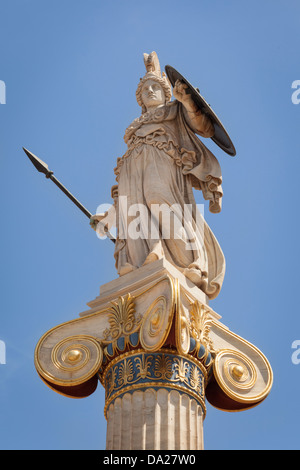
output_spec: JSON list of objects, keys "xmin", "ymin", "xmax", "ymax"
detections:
[{"xmin": 103, "ymin": 350, "xmax": 206, "ymax": 410}]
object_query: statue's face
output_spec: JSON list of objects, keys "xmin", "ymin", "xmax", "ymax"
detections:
[{"xmin": 141, "ymin": 79, "xmax": 165, "ymax": 110}]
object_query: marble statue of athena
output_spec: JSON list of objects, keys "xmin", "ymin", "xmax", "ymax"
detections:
[
  {"xmin": 34, "ymin": 53, "xmax": 273, "ymax": 451},
  {"xmin": 91, "ymin": 52, "xmax": 225, "ymax": 300}
]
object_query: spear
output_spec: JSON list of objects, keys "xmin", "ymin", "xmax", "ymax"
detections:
[{"xmin": 23, "ymin": 147, "xmax": 116, "ymax": 243}]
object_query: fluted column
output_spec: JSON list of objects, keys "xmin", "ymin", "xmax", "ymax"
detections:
[
  {"xmin": 102, "ymin": 348, "xmax": 206, "ymax": 450},
  {"xmin": 106, "ymin": 389, "xmax": 204, "ymax": 450}
]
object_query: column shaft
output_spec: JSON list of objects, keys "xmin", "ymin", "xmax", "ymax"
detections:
[{"xmin": 106, "ymin": 389, "xmax": 204, "ymax": 450}]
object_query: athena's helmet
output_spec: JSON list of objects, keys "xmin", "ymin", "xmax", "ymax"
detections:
[{"xmin": 136, "ymin": 52, "xmax": 172, "ymax": 113}]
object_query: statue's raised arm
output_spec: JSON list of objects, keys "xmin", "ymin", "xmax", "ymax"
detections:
[{"xmin": 173, "ymin": 79, "xmax": 214, "ymax": 138}]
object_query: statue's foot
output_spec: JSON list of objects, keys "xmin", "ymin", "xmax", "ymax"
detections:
[
  {"xmin": 183, "ymin": 266, "xmax": 208, "ymax": 290},
  {"xmin": 143, "ymin": 252, "xmax": 159, "ymax": 266},
  {"xmin": 119, "ymin": 263, "xmax": 135, "ymax": 276},
  {"xmin": 183, "ymin": 267, "xmax": 202, "ymax": 285}
]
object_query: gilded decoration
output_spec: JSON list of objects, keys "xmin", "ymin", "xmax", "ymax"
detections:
[
  {"xmin": 190, "ymin": 301, "xmax": 212, "ymax": 348},
  {"xmin": 102, "ymin": 294, "xmax": 142, "ymax": 343},
  {"xmin": 35, "ymin": 334, "xmax": 103, "ymax": 388},
  {"xmin": 140, "ymin": 296, "xmax": 169, "ymax": 351},
  {"xmin": 102, "ymin": 349, "xmax": 206, "ymax": 418},
  {"xmin": 33, "ymin": 264, "xmax": 272, "ymax": 411},
  {"xmin": 102, "ymin": 276, "xmax": 176, "ymax": 357},
  {"xmin": 212, "ymin": 349, "xmax": 273, "ymax": 407},
  {"xmin": 34, "ymin": 275, "xmax": 219, "ymax": 407},
  {"xmin": 188, "ymin": 300, "xmax": 214, "ymax": 362}
]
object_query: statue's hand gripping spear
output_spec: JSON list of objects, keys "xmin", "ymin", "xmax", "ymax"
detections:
[{"xmin": 23, "ymin": 147, "xmax": 116, "ymax": 243}]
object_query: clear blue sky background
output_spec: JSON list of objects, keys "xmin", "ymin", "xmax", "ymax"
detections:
[{"xmin": 0, "ymin": 0, "xmax": 299, "ymax": 450}]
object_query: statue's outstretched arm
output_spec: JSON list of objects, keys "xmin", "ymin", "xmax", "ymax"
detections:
[{"xmin": 90, "ymin": 184, "xmax": 118, "ymax": 237}]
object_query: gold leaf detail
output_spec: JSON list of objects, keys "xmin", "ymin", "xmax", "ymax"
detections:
[
  {"xmin": 107, "ymin": 366, "xmax": 118, "ymax": 395},
  {"xmin": 118, "ymin": 358, "xmax": 134, "ymax": 386},
  {"xmin": 190, "ymin": 301, "xmax": 213, "ymax": 351},
  {"xmin": 189, "ymin": 364, "xmax": 202, "ymax": 392},
  {"xmin": 134, "ymin": 353, "xmax": 153, "ymax": 379},
  {"xmin": 174, "ymin": 358, "xmax": 189, "ymax": 382},
  {"xmin": 154, "ymin": 353, "xmax": 173, "ymax": 380},
  {"xmin": 104, "ymin": 294, "xmax": 140, "ymax": 342}
]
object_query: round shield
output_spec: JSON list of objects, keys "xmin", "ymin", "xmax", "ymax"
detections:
[{"xmin": 165, "ymin": 65, "xmax": 236, "ymax": 156}]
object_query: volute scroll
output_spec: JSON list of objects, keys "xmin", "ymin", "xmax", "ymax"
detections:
[
  {"xmin": 206, "ymin": 323, "xmax": 273, "ymax": 411},
  {"xmin": 35, "ymin": 333, "xmax": 103, "ymax": 397}
]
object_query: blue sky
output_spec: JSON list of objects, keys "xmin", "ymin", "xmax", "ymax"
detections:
[{"xmin": 0, "ymin": 0, "xmax": 300, "ymax": 450}]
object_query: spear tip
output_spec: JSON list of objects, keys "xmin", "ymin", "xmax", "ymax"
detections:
[{"xmin": 23, "ymin": 147, "xmax": 51, "ymax": 176}]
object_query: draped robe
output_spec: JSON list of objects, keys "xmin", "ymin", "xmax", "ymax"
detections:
[{"xmin": 113, "ymin": 100, "xmax": 225, "ymax": 300}]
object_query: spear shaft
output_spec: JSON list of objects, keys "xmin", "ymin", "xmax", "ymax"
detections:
[
  {"xmin": 23, "ymin": 147, "xmax": 115, "ymax": 243},
  {"xmin": 47, "ymin": 172, "xmax": 92, "ymax": 219}
]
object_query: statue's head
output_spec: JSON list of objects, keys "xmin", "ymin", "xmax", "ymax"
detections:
[{"xmin": 136, "ymin": 52, "xmax": 172, "ymax": 113}]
